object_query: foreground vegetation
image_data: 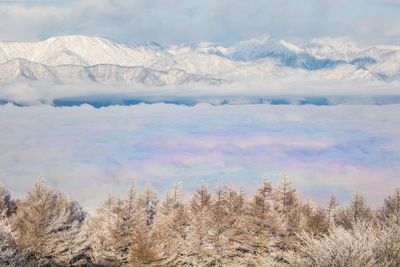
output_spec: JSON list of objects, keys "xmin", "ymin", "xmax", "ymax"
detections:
[{"xmin": 0, "ymin": 177, "xmax": 399, "ymax": 266}]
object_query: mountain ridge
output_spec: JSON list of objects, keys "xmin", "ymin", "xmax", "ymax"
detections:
[
  {"xmin": 0, "ymin": 35, "xmax": 399, "ymax": 86},
  {"xmin": 0, "ymin": 57, "xmax": 222, "ymax": 86}
]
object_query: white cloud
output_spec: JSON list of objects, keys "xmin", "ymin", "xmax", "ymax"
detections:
[
  {"xmin": 0, "ymin": 4, "xmax": 69, "ymax": 41},
  {"xmin": 371, "ymin": 0, "xmax": 400, "ymax": 7},
  {"xmin": 0, "ymin": 0, "xmax": 398, "ymax": 45},
  {"xmin": 1, "ymin": 78, "xmax": 400, "ymax": 107}
]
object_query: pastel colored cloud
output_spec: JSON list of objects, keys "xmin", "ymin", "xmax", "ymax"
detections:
[{"xmin": 0, "ymin": 103, "xmax": 399, "ymax": 210}]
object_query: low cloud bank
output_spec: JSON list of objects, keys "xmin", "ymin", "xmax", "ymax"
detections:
[{"xmin": 0, "ymin": 79, "xmax": 399, "ymax": 106}]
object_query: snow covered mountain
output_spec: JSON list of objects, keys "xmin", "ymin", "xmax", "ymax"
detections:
[
  {"xmin": 0, "ymin": 58, "xmax": 221, "ymax": 86},
  {"xmin": 0, "ymin": 35, "xmax": 168, "ymax": 66},
  {"xmin": 0, "ymin": 35, "xmax": 399, "ymax": 86}
]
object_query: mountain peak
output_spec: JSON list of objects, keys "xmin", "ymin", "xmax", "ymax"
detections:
[{"xmin": 42, "ymin": 35, "xmax": 118, "ymax": 48}]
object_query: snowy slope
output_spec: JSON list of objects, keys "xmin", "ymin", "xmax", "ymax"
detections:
[
  {"xmin": 0, "ymin": 35, "xmax": 399, "ymax": 85},
  {"xmin": 0, "ymin": 35, "xmax": 170, "ymax": 67},
  {"xmin": 0, "ymin": 58, "xmax": 221, "ymax": 86}
]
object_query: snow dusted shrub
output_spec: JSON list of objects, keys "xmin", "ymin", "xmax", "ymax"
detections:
[
  {"xmin": 374, "ymin": 221, "xmax": 400, "ymax": 267},
  {"xmin": 0, "ymin": 186, "xmax": 25, "ymax": 266},
  {"xmin": 0, "ymin": 218, "xmax": 25, "ymax": 266},
  {"xmin": 0, "ymin": 221, "xmax": 17, "ymax": 266},
  {"xmin": 286, "ymin": 221, "xmax": 400, "ymax": 267}
]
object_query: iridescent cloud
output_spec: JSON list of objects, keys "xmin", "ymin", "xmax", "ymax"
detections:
[{"xmin": 0, "ymin": 103, "xmax": 399, "ymax": 210}]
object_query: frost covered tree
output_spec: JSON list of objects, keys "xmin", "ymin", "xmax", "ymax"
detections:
[
  {"xmin": 177, "ymin": 185, "xmax": 253, "ymax": 265},
  {"xmin": 89, "ymin": 194, "xmax": 124, "ymax": 266},
  {"xmin": 177, "ymin": 184, "xmax": 215, "ymax": 265},
  {"xmin": 0, "ymin": 176, "xmax": 398, "ymax": 266},
  {"xmin": 154, "ymin": 184, "xmax": 191, "ymax": 264},
  {"xmin": 159, "ymin": 183, "xmax": 183, "ymax": 216},
  {"xmin": 128, "ymin": 186, "xmax": 161, "ymax": 266},
  {"xmin": 0, "ymin": 184, "xmax": 16, "ymax": 217},
  {"xmin": 186, "ymin": 185, "xmax": 274, "ymax": 266},
  {"xmin": 90, "ymin": 186, "xmax": 161, "ymax": 266},
  {"xmin": 306, "ymin": 208, "xmax": 328, "ymax": 235},
  {"xmin": 190, "ymin": 184, "xmax": 212, "ymax": 214},
  {"xmin": 89, "ymin": 187, "xmax": 139, "ymax": 266},
  {"xmin": 11, "ymin": 180, "xmax": 89, "ymax": 266},
  {"xmin": 379, "ymin": 188, "xmax": 400, "ymax": 225},
  {"xmin": 277, "ymin": 175, "xmax": 300, "ymax": 232},
  {"xmin": 249, "ymin": 180, "xmax": 283, "ymax": 253},
  {"xmin": 327, "ymin": 195, "xmax": 338, "ymax": 226},
  {"xmin": 156, "ymin": 201, "xmax": 190, "ymax": 265},
  {"xmin": 300, "ymin": 201, "xmax": 314, "ymax": 229},
  {"xmin": 336, "ymin": 193, "xmax": 374, "ymax": 228},
  {"xmin": 128, "ymin": 216, "xmax": 160, "ymax": 266},
  {"xmin": 138, "ymin": 185, "xmax": 159, "ymax": 226},
  {"xmin": 206, "ymin": 186, "xmax": 252, "ymax": 265},
  {"xmin": 252, "ymin": 180, "xmax": 274, "ymax": 218}
]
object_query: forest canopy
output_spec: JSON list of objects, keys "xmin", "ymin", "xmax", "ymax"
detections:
[{"xmin": 0, "ymin": 177, "xmax": 399, "ymax": 267}]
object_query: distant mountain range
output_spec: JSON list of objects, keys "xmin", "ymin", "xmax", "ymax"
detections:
[{"xmin": 0, "ymin": 35, "xmax": 399, "ymax": 86}]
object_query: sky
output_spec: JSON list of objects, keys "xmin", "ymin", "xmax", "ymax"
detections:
[
  {"xmin": 0, "ymin": 0, "xmax": 399, "ymax": 45},
  {"xmin": 1, "ymin": 103, "xmax": 399, "ymax": 210}
]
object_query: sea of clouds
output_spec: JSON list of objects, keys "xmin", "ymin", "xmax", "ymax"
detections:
[{"xmin": 0, "ymin": 103, "xmax": 399, "ymax": 211}]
